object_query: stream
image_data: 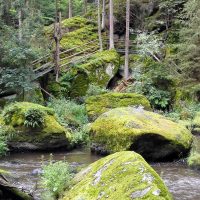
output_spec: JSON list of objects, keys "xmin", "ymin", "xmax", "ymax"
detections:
[{"xmin": 0, "ymin": 149, "xmax": 200, "ymax": 200}]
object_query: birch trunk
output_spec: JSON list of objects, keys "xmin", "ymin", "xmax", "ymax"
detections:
[
  {"xmin": 101, "ymin": 0, "xmax": 106, "ymax": 30},
  {"xmin": 98, "ymin": 0, "xmax": 103, "ymax": 51},
  {"xmin": 109, "ymin": 0, "xmax": 114, "ymax": 49},
  {"xmin": 124, "ymin": 0, "xmax": 130, "ymax": 81}
]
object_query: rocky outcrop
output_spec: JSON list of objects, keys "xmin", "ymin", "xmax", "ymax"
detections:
[
  {"xmin": 1, "ymin": 102, "xmax": 72, "ymax": 151},
  {"xmin": 86, "ymin": 92, "xmax": 151, "ymax": 120},
  {"xmin": 90, "ymin": 107, "xmax": 193, "ymax": 161},
  {"xmin": 61, "ymin": 151, "xmax": 172, "ymax": 200}
]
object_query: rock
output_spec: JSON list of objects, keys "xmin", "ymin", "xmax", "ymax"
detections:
[
  {"xmin": 86, "ymin": 92, "xmax": 151, "ymax": 120},
  {"xmin": 187, "ymin": 136, "xmax": 200, "ymax": 169},
  {"xmin": 90, "ymin": 107, "xmax": 193, "ymax": 161},
  {"xmin": 192, "ymin": 112, "xmax": 200, "ymax": 135},
  {"xmin": 1, "ymin": 102, "xmax": 72, "ymax": 151},
  {"xmin": 61, "ymin": 151, "xmax": 172, "ymax": 200},
  {"xmin": 0, "ymin": 170, "xmax": 33, "ymax": 200}
]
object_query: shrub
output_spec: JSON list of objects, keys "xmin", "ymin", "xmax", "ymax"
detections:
[
  {"xmin": 71, "ymin": 125, "xmax": 90, "ymax": 146},
  {"xmin": 24, "ymin": 109, "xmax": 45, "ymax": 128},
  {"xmin": 41, "ymin": 160, "xmax": 73, "ymax": 200}
]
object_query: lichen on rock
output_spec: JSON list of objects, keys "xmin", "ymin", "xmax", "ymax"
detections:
[
  {"xmin": 86, "ymin": 92, "xmax": 151, "ymax": 120},
  {"xmin": 61, "ymin": 151, "xmax": 173, "ymax": 200},
  {"xmin": 90, "ymin": 107, "xmax": 193, "ymax": 161}
]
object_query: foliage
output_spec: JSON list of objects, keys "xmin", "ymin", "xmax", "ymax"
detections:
[
  {"xmin": 0, "ymin": 125, "xmax": 14, "ymax": 156},
  {"xmin": 146, "ymin": 87, "xmax": 171, "ymax": 109},
  {"xmin": 48, "ymin": 98, "xmax": 88, "ymax": 129},
  {"xmin": 164, "ymin": 102, "xmax": 200, "ymax": 122},
  {"xmin": 136, "ymin": 33, "xmax": 162, "ymax": 60},
  {"xmin": 41, "ymin": 159, "xmax": 73, "ymax": 199},
  {"xmin": 71, "ymin": 124, "xmax": 90, "ymax": 146},
  {"xmin": 24, "ymin": 109, "xmax": 45, "ymax": 128},
  {"xmin": 85, "ymin": 84, "xmax": 108, "ymax": 97}
]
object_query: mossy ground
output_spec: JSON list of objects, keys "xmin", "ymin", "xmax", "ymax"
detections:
[
  {"xmin": 61, "ymin": 151, "xmax": 172, "ymax": 200},
  {"xmin": 90, "ymin": 107, "xmax": 193, "ymax": 159},
  {"xmin": 86, "ymin": 92, "xmax": 151, "ymax": 120}
]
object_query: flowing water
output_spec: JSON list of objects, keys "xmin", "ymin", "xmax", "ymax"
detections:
[{"xmin": 0, "ymin": 149, "xmax": 200, "ymax": 200}]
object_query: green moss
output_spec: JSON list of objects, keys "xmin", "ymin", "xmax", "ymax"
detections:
[
  {"xmin": 62, "ymin": 151, "xmax": 172, "ymax": 200},
  {"xmin": 61, "ymin": 50, "xmax": 120, "ymax": 98},
  {"xmin": 90, "ymin": 107, "xmax": 193, "ymax": 159},
  {"xmin": 61, "ymin": 16, "xmax": 89, "ymax": 29},
  {"xmin": 47, "ymin": 82, "xmax": 63, "ymax": 98},
  {"xmin": 1, "ymin": 102, "xmax": 71, "ymax": 149},
  {"xmin": 86, "ymin": 92, "xmax": 151, "ymax": 120}
]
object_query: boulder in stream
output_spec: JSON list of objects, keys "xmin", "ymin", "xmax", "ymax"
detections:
[
  {"xmin": 86, "ymin": 92, "xmax": 151, "ymax": 120},
  {"xmin": 90, "ymin": 107, "xmax": 193, "ymax": 161},
  {"xmin": 1, "ymin": 102, "xmax": 72, "ymax": 151},
  {"xmin": 61, "ymin": 151, "xmax": 172, "ymax": 200}
]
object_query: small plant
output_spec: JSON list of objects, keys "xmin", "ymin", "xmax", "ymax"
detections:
[
  {"xmin": 41, "ymin": 159, "xmax": 73, "ymax": 200},
  {"xmin": 71, "ymin": 125, "xmax": 90, "ymax": 146},
  {"xmin": 24, "ymin": 109, "xmax": 45, "ymax": 128}
]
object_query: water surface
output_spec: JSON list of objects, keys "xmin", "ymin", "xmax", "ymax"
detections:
[{"xmin": 0, "ymin": 149, "xmax": 199, "ymax": 200}]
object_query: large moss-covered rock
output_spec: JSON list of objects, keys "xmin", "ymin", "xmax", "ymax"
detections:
[
  {"xmin": 66, "ymin": 50, "xmax": 120, "ymax": 98},
  {"xmin": 86, "ymin": 92, "xmax": 151, "ymax": 120},
  {"xmin": 90, "ymin": 107, "xmax": 193, "ymax": 161},
  {"xmin": 2, "ymin": 102, "xmax": 71, "ymax": 151},
  {"xmin": 62, "ymin": 151, "xmax": 172, "ymax": 200}
]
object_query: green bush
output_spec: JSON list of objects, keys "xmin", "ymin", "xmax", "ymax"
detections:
[
  {"xmin": 41, "ymin": 160, "xmax": 73, "ymax": 200},
  {"xmin": 71, "ymin": 125, "xmax": 90, "ymax": 146},
  {"xmin": 24, "ymin": 109, "xmax": 45, "ymax": 128}
]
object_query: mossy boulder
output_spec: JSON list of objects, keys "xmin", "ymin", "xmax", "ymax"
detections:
[
  {"xmin": 192, "ymin": 112, "xmax": 200, "ymax": 135},
  {"xmin": 66, "ymin": 50, "xmax": 120, "ymax": 98},
  {"xmin": 86, "ymin": 92, "xmax": 151, "ymax": 120},
  {"xmin": 90, "ymin": 107, "xmax": 193, "ymax": 161},
  {"xmin": 1, "ymin": 102, "xmax": 71, "ymax": 151},
  {"xmin": 187, "ymin": 136, "xmax": 200, "ymax": 170},
  {"xmin": 61, "ymin": 151, "xmax": 172, "ymax": 200}
]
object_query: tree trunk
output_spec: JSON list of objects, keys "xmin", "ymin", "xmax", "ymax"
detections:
[
  {"xmin": 109, "ymin": 0, "xmax": 114, "ymax": 49},
  {"xmin": 101, "ymin": 0, "xmax": 106, "ymax": 30},
  {"xmin": 98, "ymin": 0, "xmax": 103, "ymax": 51},
  {"xmin": 68, "ymin": 0, "xmax": 72, "ymax": 18},
  {"xmin": 84, "ymin": 0, "xmax": 87, "ymax": 14},
  {"xmin": 18, "ymin": 9, "xmax": 22, "ymax": 42},
  {"xmin": 54, "ymin": 0, "xmax": 62, "ymax": 82},
  {"xmin": 124, "ymin": 0, "xmax": 130, "ymax": 81}
]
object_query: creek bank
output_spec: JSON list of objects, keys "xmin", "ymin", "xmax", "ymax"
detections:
[
  {"xmin": 61, "ymin": 151, "xmax": 172, "ymax": 200},
  {"xmin": 90, "ymin": 107, "xmax": 193, "ymax": 161}
]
